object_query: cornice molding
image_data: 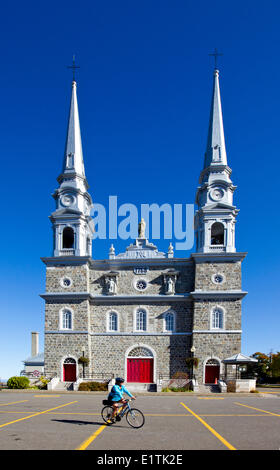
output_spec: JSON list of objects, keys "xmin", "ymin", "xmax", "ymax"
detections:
[{"xmin": 190, "ymin": 290, "xmax": 247, "ymax": 300}]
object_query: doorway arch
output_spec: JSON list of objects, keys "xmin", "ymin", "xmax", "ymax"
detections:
[
  {"xmin": 63, "ymin": 357, "xmax": 77, "ymax": 382},
  {"xmin": 204, "ymin": 358, "xmax": 220, "ymax": 384}
]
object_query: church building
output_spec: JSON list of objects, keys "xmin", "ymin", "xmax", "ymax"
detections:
[{"xmin": 41, "ymin": 67, "xmax": 247, "ymax": 391}]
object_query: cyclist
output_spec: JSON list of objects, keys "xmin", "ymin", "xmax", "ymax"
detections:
[{"xmin": 107, "ymin": 377, "xmax": 136, "ymax": 421}]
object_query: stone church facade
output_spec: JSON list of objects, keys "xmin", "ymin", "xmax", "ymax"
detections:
[{"xmin": 41, "ymin": 69, "xmax": 247, "ymax": 390}]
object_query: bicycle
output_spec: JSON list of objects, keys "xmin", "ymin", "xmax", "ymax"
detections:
[{"xmin": 101, "ymin": 398, "xmax": 145, "ymax": 428}]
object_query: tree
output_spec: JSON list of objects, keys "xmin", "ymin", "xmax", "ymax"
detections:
[
  {"xmin": 248, "ymin": 352, "xmax": 270, "ymax": 379},
  {"xmin": 271, "ymin": 352, "xmax": 280, "ymax": 377}
]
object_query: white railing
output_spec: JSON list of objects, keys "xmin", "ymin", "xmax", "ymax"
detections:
[
  {"xmin": 209, "ymin": 245, "xmax": 225, "ymax": 252},
  {"xmin": 60, "ymin": 249, "xmax": 75, "ymax": 256}
]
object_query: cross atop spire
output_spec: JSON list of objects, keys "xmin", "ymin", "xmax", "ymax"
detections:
[
  {"xmin": 67, "ymin": 54, "xmax": 80, "ymax": 82},
  {"xmin": 209, "ymin": 48, "xmax": 223, "ymax": 70}
]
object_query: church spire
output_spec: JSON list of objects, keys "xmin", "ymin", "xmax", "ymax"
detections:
[
  {"xmin": 203, "ymin": 69, "xmax": 227, "ymax": 169},
  {"xmin": 50, "ymin": 78, "xmax": 94, "ymax": 258},
  {"xmin": 60, "ymin": 80, "xmax": 85, "ymax": 180},
  {"xmin": 195, "ymin": 67, "xmax": 238, "ymax": 254}
]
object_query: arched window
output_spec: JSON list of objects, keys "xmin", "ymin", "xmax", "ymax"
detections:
[
  {"xmin": 211, "ymin": 222, "xmax": 224, "ymax": 245},
  {"xmin": 211, "ymin": 307, "xmax": 224, "ymax": 329},
  {"xmin": 165, "ymin": 312, "xmax": 175, "ymax": 332},
  {"xmin": 108, "ymin": 311, "xmax": 118, "ymax": 331},
  {"xmin": 135, "ymin": 309, "xmax": 147, "ymax": 331},
  {"xmin": 62, "ymin": 309, "xmax": 72, "ymax": 330},
  {"xmin": 63, "ymin": 227, "xmax": 75, "ymax": 249}
]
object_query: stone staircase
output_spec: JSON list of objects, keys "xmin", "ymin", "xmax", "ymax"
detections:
[
  {"xmin": 126, "ymin": 383, "xmax": 157, "ymax": 393},
  {"xmin": 53, "ymin": 381, "xmax": 74, "ymax": 391},
  {"xmin": 198, "ymin": 384, "xmax": 221, "ymax": 394}
]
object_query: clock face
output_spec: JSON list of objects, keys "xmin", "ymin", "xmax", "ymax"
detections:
[
  {"xmin": 210, "ymin": 187, "xmax": 224, "ymax": 201},
  {"xmin": 61, "ymin": 194, "xmax": 75, "ymax": 207}
]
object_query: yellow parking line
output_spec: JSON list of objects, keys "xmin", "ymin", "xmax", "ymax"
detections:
[
  {"xmin": 33, "ymin": 395, "xmax": 61, "ymax": 398},
  {"xmin": 0, "ymin": 400, "xmax": 28, "ymax": 406},
  {"xmin": 235, "ymin": 402, "xmax": 280, "ymax": 417},
  {"xmin": 76, "ymin": 425, "xmax": 107, "ymax": 450},
  {"xmin": 180, "ymin": 402, "xmax": 236, "ymax": 450},
  {"xmin": 0, "ymin": 401, "xmax": 78, "ymax": 429},
  {"xmin": 198, "ymin": 397, "xmax": 225, "ymax": 400}
]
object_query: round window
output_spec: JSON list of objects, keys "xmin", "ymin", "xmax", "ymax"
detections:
[
  {"xmin": 135, "ymin": 279, "xmax": 147, "ymax": 291},
  {"xmin": 212, "ymin": 273, "xmax": 224, "ymax": 285},
  {"xmin": 61, "ymin": 277, "xmax": 72, "ymax": 288}
]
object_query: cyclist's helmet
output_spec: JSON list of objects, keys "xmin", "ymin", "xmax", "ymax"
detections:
[{"xmin": 115, "ymin": 377, "xmax": 125, "ymax": 384}]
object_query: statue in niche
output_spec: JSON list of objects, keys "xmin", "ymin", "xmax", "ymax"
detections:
[
  {"xmin": 138, "ymin": 218, "xmax": 146, "ymax": 238},
  {"xmin": 107, "ymin": 277, "xmax": 117, "ymax": 295},
  {"xmin": 166, "ymin": 277, "xmax": 175, "ymax": 295}
]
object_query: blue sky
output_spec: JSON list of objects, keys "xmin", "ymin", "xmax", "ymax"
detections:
[{"xmin": 0, "ymin": 0, "xmax": 279, "ymax": 380}]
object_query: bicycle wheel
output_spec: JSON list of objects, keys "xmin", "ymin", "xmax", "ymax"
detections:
[
  {"xmin": 126, "ymin": 408, "xmax": 145, "ymax": 428},
  {"xmin": 101, "ymin": 406, "xmax": 115, "ymax": 425}
]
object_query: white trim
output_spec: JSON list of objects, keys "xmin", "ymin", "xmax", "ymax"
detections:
[
  {"xmin": 106, "ymin": 310, "xmax": 119, "ymax": 332},
  {"xmin": 163, "ymin": 309, "xmax": 176, "ymax": 333},
  {"xmin": 192, "ymin": 330, "xmax": 241, "ymax": 334},
  {"xmin": 211, "ymin": 272, "xmax": 226, "ymax": 285},
  {"xmin": 59, "ymin": 307, "xmax": 74, "ymax": 331},
  {"xmin": 60, "ymin": 276, "xmax": 73, "ymax": 288},
  {"xmin": 133, "ymin": 278, "xmax": 149, "ymax": 292},
  {"xmin": 210, "ymin": 305, "xmax": 225, "ymax": 331},
  {"xmin": 133, "ymin": 306, "xmax": 149, "ymax": 332},
  {"xmin": 124, "ymin": 344, "xmax": 156, "ymax": 383}
]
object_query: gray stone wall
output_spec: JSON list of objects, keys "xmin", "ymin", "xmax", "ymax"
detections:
[
  {"xmin": 45, "ymin": 265, "xmax": 89, "ymax": 292},
  {"xmin": 90, "ymin": 334, "xmax": 191, "ymax": 379},
  {"xmin": 90, "ymin": 302, "xmax": 193, "ymax": 333},
  {"xmin": 90, "ymin": 264, "xmax": 194, "ymax": 296},
  {"xmin": 192, "ymin": 332, "xmax": 241, "ymax": 382},
  {"xmin": 45, "ymin": 300, "xmax": 90, "ymax": 331},
  {"xmin": 44, "ymin": 332, "xmax": 90, "ymax": 378},
  {"xmin": 194, "ymin": 261, "xmax": 241, "ymax": 291},
  {"xmin": 192, "ymin": 300, "xmax": 241, "ymax": 331}
]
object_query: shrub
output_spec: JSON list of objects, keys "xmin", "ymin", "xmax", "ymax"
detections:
[
  {"xmin": 162, "ymin": 386, "xmax": 191, "ymax": 392},
  {"xmin": 78, "ymin": 381, "xmax": 108, "ymax": 392},
  {"xmin": 39, "ymin": 376, "xmax": 50, "ymax": 390},
  {"xmin": 7, "ymin": 376, "xmax": 30, "ymax": 389}
]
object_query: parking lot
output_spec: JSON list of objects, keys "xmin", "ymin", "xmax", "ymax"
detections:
[{"xmin": 0, "ymin": 389, "xmax": 279, "ymax": 451}]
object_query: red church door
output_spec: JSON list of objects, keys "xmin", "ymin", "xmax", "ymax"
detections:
[
  {"xmin": 63, "ymin": 360, "xmax": 76, "ymax": 382},
  {"xmin": 127, "ymin": 358, "xmax": 153, "ymax": 383},
  {"xmin": 205, "ymin": 365, "xmax": 220, "ymax": 384}
]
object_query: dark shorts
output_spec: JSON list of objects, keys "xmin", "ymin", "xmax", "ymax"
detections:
[{"xmin": 102, "ymin": 399, "xmax": 121, "ymax": 405}]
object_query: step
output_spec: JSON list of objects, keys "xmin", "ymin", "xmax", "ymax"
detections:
[
  {"xmin": 198, "ymin": 384, "xmax": 220, "ymax": 394},
  {"xmin": 53, "ymin": 381, "xmax": 74, "ymax": 391},
  {"xmin": 126, "ymin": 383, "xmax": 157, "ymax": 393}
]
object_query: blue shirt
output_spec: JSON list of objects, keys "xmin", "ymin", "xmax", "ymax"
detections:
[{"xmin": 108, "ymin": 384, "xmax": 133, "ymax": 402}]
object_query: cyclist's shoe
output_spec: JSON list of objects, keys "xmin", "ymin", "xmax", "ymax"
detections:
[{"xmin": 116, "ymin": 415, "xmax": 121, "ymax": 422}]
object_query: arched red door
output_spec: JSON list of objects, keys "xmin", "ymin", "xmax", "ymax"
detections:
[
  {"xmin": 127, "ymin": 347, "xmax": 154, "ymax": 383},
  {"xmin": 205, "ymin": 359, "xmax": 220, "ymax": 384},
  {"xmin": 127, "ymin": 358, "xmax": 153, "ymax": 383},
  {"xmin": 63, "ymin": 358, "xmax": 76, "ymax": 382}
]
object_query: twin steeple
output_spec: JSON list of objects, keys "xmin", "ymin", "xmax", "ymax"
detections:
[{"xmin": 48, "ymin": 60, "xmax": 237, "ymax": 259}]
